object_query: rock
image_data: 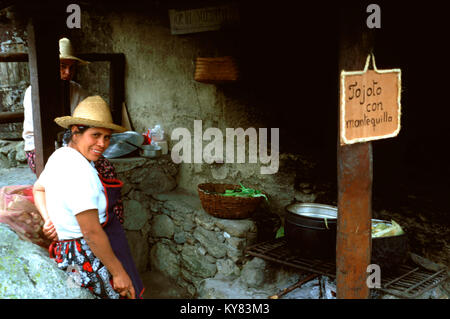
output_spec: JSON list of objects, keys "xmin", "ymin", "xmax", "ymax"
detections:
[
  {"xmin": 163, "ymin": 199, "xmax": 195, "ymax": 215},
  {"xmin": 120, "ymin": 183, "xmax": 133, "ymax": 197},
  {"xmin": 123, "ymin": 199, "xmax": 149, "ymax": 231},
  {"xmin": 0, "ymin": 140, "xmax": 26, "ymax": 167},
  {"xmin": 109, "ymin": 157, "xmax": 147, "ymax": 173},
  {"xmin": 216, "ymin": 258, "xmax": 241, "ymax": 279},
  {"xmin": 150, "ymin": 241, "xmax": 180, "ymax": 281},
  {"xmin": 162, "ymin": 204, "xmax": 194, "ymax": 227},
  {"xmin": 151, "ymin": 214, "xmax": 174, "ymax": 239},
  {"xmin": 240, "ymin": 257, "xmax": 268, "ymax": 289},
  {"xmin": 193, "ymin": 227, "xmax": 227, "ymax": 259},
  {"xmin": 153, "ymin": 189, "xmax": 201, "ymax": 209},
  {"xmin": 0, "ymin": 224, "xmax": 95, "ymax": 299},
  {"xmin": 194, "ymin": 209, "xmax": 216, "ymax": 231},
  {"xmin": 0, "ymin": 154, "xmax": 11, "ymax": 169},
  {"xmin": 139, "ymin": 167, "xmax": 177, "ymax": 195},
  {"xmin": 180, "ymin": 267, "xmax": 204, "ymax": 289},
  {"xmin": 182, "ymin": 218, "xmax": 195, "ymax": 232},
  {"xmin": 125, "ymin": 230, "xmax": 148, "ymax": 273},
  {"xmin": 174, "ymin": 231, "xmax": 186, "ymax": 244},
  {"xmin": 181, "ymin": 244, "xmax": 217, "ymax": 278},
  {"xmin": 0, "ymin": 140, "xmax": 16, "ymax": 155},
  {"xmin": 214, "ymin": 217, "xmax": 257, "ymax": 238},
  {"xmin": 226, "ymin": 236, "xmax": 247, "ymax": 250}
]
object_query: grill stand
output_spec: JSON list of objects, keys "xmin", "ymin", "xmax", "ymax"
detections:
[{"xmin": 245, "ymin": 238, "xmax": 448, "ymax": 299}]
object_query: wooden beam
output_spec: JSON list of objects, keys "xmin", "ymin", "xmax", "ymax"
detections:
[
  {"xmin": 77, "ymin": 53, "xmax": 124, "ymax": 62},
  {"xmin": 0, "ymin": 112, "xmax": 24, "ymax": 124},
  {"xmin": 27, "ymin": 6, "xmax": 65, "ymax": 177},
  {"xmin": 0, "ymin": 52, "xmax": 28, "ymax": 62},
  {"xmin": 0, "ymin": 52, "xmax": 124, "ymax": 63},
  {"xmin": 336, "ymin": 4, "xmax": 374, "ymax": 299}
]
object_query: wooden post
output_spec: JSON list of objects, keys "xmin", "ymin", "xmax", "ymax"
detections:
[
  {"xmin": 27, "ymin": 5, "xmax": 65, "ymax": 176},
  {"xmin": 336, "ymin": 5, "xmax": 374, "ymax": 299},
  {"xmin": 109, "ymin": 54, "xmax": 125, "ymax": 125}
]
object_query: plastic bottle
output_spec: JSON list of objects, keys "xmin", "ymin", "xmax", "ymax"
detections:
[
  {"xmin": 151, "ymin": 125, "xmax": 168, "ymax": 154},
  {"xmin": 151, "ymin": 125, "xmax": 164, "ymax": 142}
]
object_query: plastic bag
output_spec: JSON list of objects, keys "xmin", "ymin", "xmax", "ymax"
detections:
[
  {"xmin": 0, "ymin": 185, "xmax": 52, "ymax": 248},
  {"xmin": 372, "ymin": 220, "xmax": 404, "ymax": 238}
]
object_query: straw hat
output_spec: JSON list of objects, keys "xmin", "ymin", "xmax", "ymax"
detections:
[
  {"xmin": 55, "ymin": 96, "xmax": 126, "ymax": 133},
  {"xmin": 59, "ymin": 37, "xmax": 89, "ymax": 65}
]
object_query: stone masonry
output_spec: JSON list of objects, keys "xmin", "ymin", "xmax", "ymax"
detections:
[{"xmin": 111, "ymin": 155, "xmax": 258, "ymax": 297}]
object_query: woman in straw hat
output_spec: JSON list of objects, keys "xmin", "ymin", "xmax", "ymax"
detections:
[{"xmin": 33, "ymin": 96, "xmax": 144, "ymax": 299}]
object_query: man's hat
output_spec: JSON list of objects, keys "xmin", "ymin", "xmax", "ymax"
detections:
[{"xmin": 59, "ymin": 37, "xmax": 89, "ymax": 65}]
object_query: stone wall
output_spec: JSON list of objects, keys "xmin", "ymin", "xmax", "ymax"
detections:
[
  {"xmin": 0, "ymin": 139, "xmax": 27, "ymax": 168},
  {"xmin": 111, "ymin": 155, "xmax": 261, "ymax": 297},
  {"xmin": 0, "ymin": 7, "xmax": 29, "ymax": 140}
]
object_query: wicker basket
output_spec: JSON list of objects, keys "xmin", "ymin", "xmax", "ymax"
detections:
[
  {"xmin": 197, "ymin": 183, "xmax": 264, "ymax": 219},
  {"xmin": 194, "ymin": 56, "xmax": 239, "ymax": 84}
]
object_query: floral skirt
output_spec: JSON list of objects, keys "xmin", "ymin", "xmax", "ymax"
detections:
[
  {"xmin": 50, "ymin": 238, "xmax": 120, "ymax": 299},
  {"xmin": 25, "ymin": 150, "xmax": 36, "ymax": 174}
]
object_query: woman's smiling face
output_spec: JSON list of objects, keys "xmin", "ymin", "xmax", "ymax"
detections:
[{"xmin": 70, "ymin": 126, "xmax": 112, "ymax": 161}]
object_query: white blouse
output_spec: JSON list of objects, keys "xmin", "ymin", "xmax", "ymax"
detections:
[{"xmin": 37, "ymin": 147, "xmax": 107, "ymax": 240}]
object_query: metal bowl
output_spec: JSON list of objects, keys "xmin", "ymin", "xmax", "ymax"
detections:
[
  {"xmin": 140, "ymin": 145, "xmax": 162, "ymax": 158},
  {"xmin": 103, "ymin": 131, "xmax": 144, "ymax": 159}
]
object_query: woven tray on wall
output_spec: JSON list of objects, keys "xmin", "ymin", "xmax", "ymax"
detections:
[
  {"xmin": 194, "ymin": 56, "xmax": 239, "ymax": 84},
  {"xmin": 197, "ymin": 183, "xmax": 263, "ymax": 219}
]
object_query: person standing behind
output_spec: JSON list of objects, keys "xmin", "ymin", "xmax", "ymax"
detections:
[
  {"xmin": 23, "ymin": 37, "xmax": 126, "ymax": 227},
  {"xmin": 22, "ymin": 37, "xmax": 89, "ymax": 174}
]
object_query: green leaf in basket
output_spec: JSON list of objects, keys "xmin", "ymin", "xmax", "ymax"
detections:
[{"xmin": 220, "ymin": 183, "xmax": 269, "ymax": 202}]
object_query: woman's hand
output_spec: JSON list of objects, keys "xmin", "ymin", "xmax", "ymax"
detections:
[
  {"xmin": 76, "ymin": 209, "xmax": 136, "ymax": 299},
  {"xmin": 43, "ymin": 219, "xmax": 58, "ymax": 241},
  {"xmin": 112, "ymin": 270, "xmax": 136, "ymax": 299}
]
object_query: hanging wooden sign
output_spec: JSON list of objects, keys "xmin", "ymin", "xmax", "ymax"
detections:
[
  {"xmin": 169, "ymin": 4, "xmax": 240, "ymax": 35},
  {"xmin": 340, "ymin": 54, "xmax": 401, "ymax": 145}
]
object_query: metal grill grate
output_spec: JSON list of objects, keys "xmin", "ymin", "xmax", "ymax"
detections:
[{"xmin": 245, "ymin": 238, "xmax": 448, "ymax": 299}]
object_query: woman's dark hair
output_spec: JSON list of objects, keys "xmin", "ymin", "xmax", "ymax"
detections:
[{"xmin": 62, "ymin": 125, "xmax": 90, "ymax": 145}]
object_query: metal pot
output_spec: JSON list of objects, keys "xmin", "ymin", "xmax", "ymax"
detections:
[
  {"xmin": 285, "ymin": 203, "xmax": 337, "ymax": 260},
  {"xmin": 285, "ymin": 203, "xmax": 409, "ymax": 271}
]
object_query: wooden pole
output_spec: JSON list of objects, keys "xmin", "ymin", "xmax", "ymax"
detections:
[
  {"xmin": 336, "ymin": 4, "xmax": 374, "ymax": 299},
  {"xmin": 109, "ymin": 54, "xmax": 125, "ymax": 125},
  {"xmin": 27, "ymin": 4, "xmax": 65, "ymax": 176}
]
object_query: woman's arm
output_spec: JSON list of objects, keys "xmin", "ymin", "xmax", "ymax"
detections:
[
  {"xmin": 76, "ymin": 209, "xmax": 135, "ymax": 299},
  {"xmin": 33, "ymin": 180, "xmax": 58, "ymax": 241}
]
